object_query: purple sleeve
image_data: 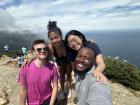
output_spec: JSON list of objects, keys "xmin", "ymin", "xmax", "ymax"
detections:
[
  {"xmin": 18, "ymin": 68, "xmax": 27, "ymax": 88},
  {"xmin": 52, "ymin": 66, "xmax": 59, "ymax": 82}
]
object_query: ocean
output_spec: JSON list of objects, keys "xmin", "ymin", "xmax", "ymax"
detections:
[
  {"xmin": 0, "ymin": 29, "xmax": 140, "ymax": 69},
  {"xmin": 83, "ymin": 29, "xmax": 140, "ymax": 69}
]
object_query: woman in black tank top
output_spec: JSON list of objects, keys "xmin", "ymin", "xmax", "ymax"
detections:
[{"xmin": 47, "ymin": 21, "xmax": 72, "ymax": 100}]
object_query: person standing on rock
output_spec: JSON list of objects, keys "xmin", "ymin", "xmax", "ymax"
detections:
[
  {"xmin": 18, "ymin": 39, "xmax": 59, "ymax": 105},
  {"xmin": 4, "ymin": 44, "xmax": 9, "ymax": 52},
  {"xmin": 47, "ymin": 21, "xmax": 72, "ymax": 100},
  {"xmin": 75, "ymin": 47, "xmax": 112, "ymax": 105},
  {"xmin": 22, "ymin": 46, "xmax": 27, "ymax": 58},
  {"xmin": 16, "ymin": 50, "xmax": 24, "ymax": 68}
]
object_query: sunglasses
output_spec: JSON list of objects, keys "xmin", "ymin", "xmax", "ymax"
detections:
[{"xmin": 35, "ymin": 47, "xmax": 48, "ymax": 53}]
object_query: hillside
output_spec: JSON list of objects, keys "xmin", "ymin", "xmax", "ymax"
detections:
[
  {"xmin": 0, "ymin": 55, "xmax": 140, "ymax": 105},
  {"xmin": 0, "ymin": 30, "xmax": 45, "ymax": 53}
]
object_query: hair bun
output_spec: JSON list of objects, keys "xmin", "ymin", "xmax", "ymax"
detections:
[{"xmin": 47, "ymin": 20, "xmax": 57, "ymax": 30}]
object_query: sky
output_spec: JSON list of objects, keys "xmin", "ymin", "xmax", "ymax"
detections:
[{"xmin": 0, "ymin": 0, "xmax": 140, "ymax": 32}]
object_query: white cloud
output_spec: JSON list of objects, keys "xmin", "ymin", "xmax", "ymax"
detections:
[
  {"xmin": 0, "ymin": 0, "xmax": 13, "ymax": 6},
  {"xmin": 0, "ymin": 9, "xmax": 16, "ymax": 30},
  {"xmin": 0, "ymin": 0, "xmax": 140, "ymax": 32},
  {"xmin": 90, "ymin": 0, "xmax": 131, "ymax": 9}
]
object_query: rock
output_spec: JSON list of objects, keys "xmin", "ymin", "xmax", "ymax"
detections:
[
  {"xmin": 111, "ymin": 82, "xmax": 140, "ymax": 105},
  {"xmin": 0, "ymin": 89, "xmax": 9, "ymax": 105},
  {"xmin": 0, "ymin": 57, "xmax": 140, "ymax": 105},
  {"xmin": 0, "ymin": 97, "xmax": 8, "ymax": 105}
]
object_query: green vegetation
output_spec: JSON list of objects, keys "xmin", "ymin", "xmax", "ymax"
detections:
[
  {"xmin": 104, "ymin": 57, "xmax": 140, "ymax": 91},
  {"xmin": 5, "ymin": 50, "xmax": 17, "ymax": 57}
]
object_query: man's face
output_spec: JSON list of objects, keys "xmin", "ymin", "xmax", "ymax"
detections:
[
  {"xmin": 75, "ymin": 48, "xmax": 95, "ymax": 71},
  {"xmin": 33, "ymin": 43, "xmax": 48, "ymax": 60}
]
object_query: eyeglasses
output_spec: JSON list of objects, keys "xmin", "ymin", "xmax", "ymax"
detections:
[
  {"xmin": 68, "ymin": 41, "xmax": 77, "ymax": 46},
  {"xmin": 35, "ymin": 47, "xmax": 48, "ymax": 53},
  {"xmin": 68, "ymin": 36, "xmax": 80, "ymax": 46}
]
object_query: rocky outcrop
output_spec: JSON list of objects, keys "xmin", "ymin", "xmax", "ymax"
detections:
[
  {"xmin": 0, "ymin": 56, "xmax": 140, "ymax": 105},
  {"xmin": 111, "ymin": 82, "xmax": 140, "ymax": 105}
]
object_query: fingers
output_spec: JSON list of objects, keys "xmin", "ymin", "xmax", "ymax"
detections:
[
  {"xmin": 92, "ymin": 71, "xmax": 108, "ymax": 84},
  {"xmin": 21, "ymin": 62, "xmax": 26, "ymax": 68},
  {"xmin": 100, "ymin": 74, "xmax": 108, "ymax": 84},
  {"xmin": 21, "ymin": 61, "xmax": 29, "ymax": 68}
]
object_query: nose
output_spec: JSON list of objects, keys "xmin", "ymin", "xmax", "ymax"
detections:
[
  {"xmin": 78, "ymin": 57, "xmax": 85, "ymax": 62},
  {"xmin": 40, "ymin": 49, "xmax": 45, "ymax": 52},
  {"xmin": 72, "ymin": 41, "xmax": 77, "ymax": 44},
  {"xmin": 52, "ymin": 39, "xmax": 58, "ymax": 43},
  {"xmin": 70, "ymin": 42, "xmax": 77, "ymax": 47}
]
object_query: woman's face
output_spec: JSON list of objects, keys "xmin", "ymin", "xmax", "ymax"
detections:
[
  {"xmin": 48, "ymin": 32, "xmax": 62, "ymax": 47},
  {"xmin": 67, "ymin": 35, "xmax": 83, "ymax": 51}
]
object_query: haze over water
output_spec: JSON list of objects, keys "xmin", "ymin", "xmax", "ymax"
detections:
[{"xmin": 84, "ymin": 29, "xmax": 140, "ymax": 69}]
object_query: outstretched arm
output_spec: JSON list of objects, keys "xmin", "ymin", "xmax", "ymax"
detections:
[
  {"xmin": 95, "ymin": 54, "xmax": 105, "ymax": 72},
  {"xmin": 92, "ymin": 54, "xmax": 108, "ymax": 83}
]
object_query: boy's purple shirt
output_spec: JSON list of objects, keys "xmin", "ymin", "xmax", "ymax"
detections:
[{"xmin": 18, "ymin": 61, "xmax": 59, "ymax": 105}]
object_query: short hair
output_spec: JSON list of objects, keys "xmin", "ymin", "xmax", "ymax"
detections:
[
  {"xmin": 83, "ymin": 47, "xmax": 96, "ymax": 60},
  {"xmin": 32, "ymin": 39, "xmax": 52, "ymax": 60},
  {"xmin": 47, "ymin": 20, "xmax": 62, "ymax": 38},
  {"xmin": 32, "ymin": 39, "xmax": 47, "ymax": 51}
]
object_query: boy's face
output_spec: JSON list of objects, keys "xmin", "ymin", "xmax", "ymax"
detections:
[
  {"xmin": 33, "ymin": 43, "xmax": 48, "ymax": 60},
  {"xmin": 75, "ymin": 48, "xmax": 95, "ymax": 71}
]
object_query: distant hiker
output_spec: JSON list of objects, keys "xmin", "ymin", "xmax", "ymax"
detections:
[
  {"xmin": 22, "ymin": 46, "xmax": 27, "ymax": 56},
  {"xmin": 18, "ymin": 39, "xmax": 59, "ymax": 105},
  {"xmin": 17, "ymin": 54, "xmax": 24, "ymax": 68},
  {"xmin": 16, "ymin": 50, "xmax": 24, "ymax": 68},
  {"xmin": 4, "ymin": 44, "xmax": 9, "ymax": 52}
]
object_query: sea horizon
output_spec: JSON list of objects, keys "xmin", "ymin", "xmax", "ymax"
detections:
[
  {"xmin": 0, "ymin": 29, "xmax": 140, "ymax": 69},
  {"xmin": 83, "ymin": 29, "xmax": 140, "ymax": 69}
]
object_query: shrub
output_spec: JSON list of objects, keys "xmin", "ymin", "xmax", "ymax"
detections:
[
  {"xmin": 5, "ymin": 50, "xmax": 17, "ymax": 57},
  {"xmin": 104, "ymin": 57, "xmax": 140, "ymax": 90}
]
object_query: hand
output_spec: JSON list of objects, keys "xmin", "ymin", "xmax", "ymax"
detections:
[
  {"xmin": 21, "ymin": 59, "xmax": 33, "ymax": 68},
  {"xmin": 92, "ymin": 70, "xmax": 108, "ymax": 84}
]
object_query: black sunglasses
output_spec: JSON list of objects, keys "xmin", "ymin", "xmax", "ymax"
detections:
[{"xmin": 36, "ymin": 47, "xmax": 48, "ymax": 53}]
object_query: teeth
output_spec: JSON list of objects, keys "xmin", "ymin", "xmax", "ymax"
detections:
[{"xmin": 78, "ymin": 63, "xmax": 84, "ymax": 68}]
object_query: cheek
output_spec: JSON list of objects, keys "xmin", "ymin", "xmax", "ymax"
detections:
[
  {"xmin": 44, "ymin": 53, "xmax": 48, "ymax": 57},
  {"xmin": 53, "ymin": 38, "xmax": 61, "ymax": 43},
  {"xmin": 56, "ymin": 38, "xmax": 61, "ymax": 42},
  {"xmin": 75, "ymin": 58, "xmax": 79, "ymax": 63},
  {"xmin": 85, "ymin": 59, "xmax": 89, "ymax": 64},
  {"xmin": 79, "ymin": 41, "xmax": 83, "ymax": 47},
  {"xmin": 33, "ymin": 51, "xmax": 37, "ymax": 56},
  {"xmin": 50, "ymin": 40, "xmax": 55, "ymax": 44}
]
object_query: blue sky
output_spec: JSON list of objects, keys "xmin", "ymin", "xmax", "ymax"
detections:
[{"xmin": 0, "ymin": 0, "xmax": 140, "ymax": 32}]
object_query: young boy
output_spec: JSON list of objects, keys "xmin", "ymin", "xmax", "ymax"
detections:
[
  {"xmin": 75, "ymin": 47, "xmax": 112, "ymax": 105},
  {"xmin": 18, "ymin": 39, "xmax": 59, "ymax": 105}
]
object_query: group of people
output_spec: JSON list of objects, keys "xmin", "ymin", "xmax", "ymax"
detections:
[{"xmin": 18, "ymin": 21, "xmax": 112, "ymax": 105}]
